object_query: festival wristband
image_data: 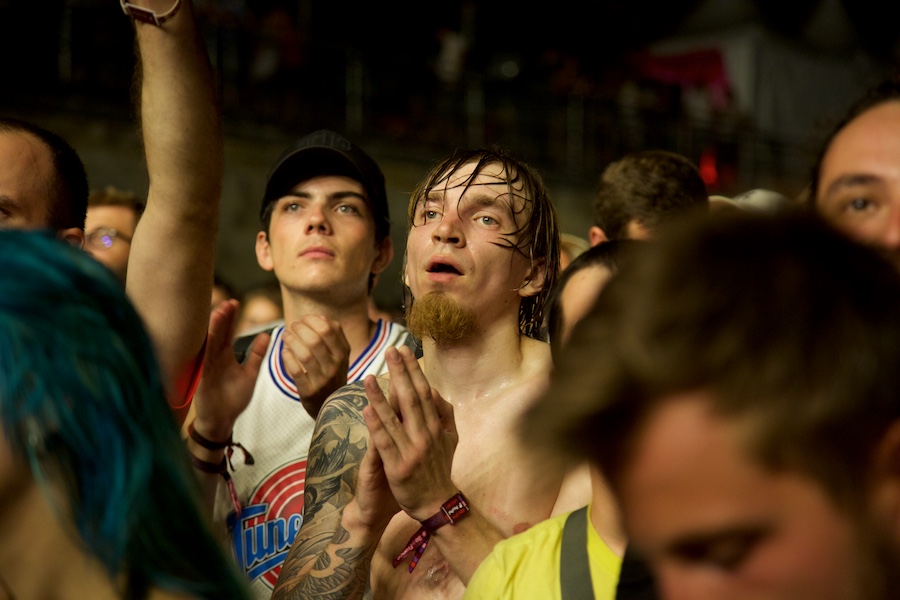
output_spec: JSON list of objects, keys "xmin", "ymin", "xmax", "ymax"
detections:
[
  {"xmin": 186, "ymin": 421, "xmax": 255, "ymax": 517},
  {"xmin": 393, "ymin": 493, "xmax": 470, "ymax": 573},
  {"xmin": 187, "ymin": 420, "xmax": 254, "ymax": 468},
  {"xmin": 421, "ymin": 493, "xmax": 470, "ymax": 532}
]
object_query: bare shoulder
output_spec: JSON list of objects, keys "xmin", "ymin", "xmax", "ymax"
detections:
[{"xmin": 521, "ymin": 335, "xmax": 553, "ymax": 371}]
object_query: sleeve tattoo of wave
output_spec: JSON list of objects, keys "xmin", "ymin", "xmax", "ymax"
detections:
[{"xmin": 273, "ymin": 382, "xmax": 373, "ymax": 600}]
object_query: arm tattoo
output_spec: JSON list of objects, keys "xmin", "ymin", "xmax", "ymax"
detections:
[{"xmin": 273, "ymin": 382, "xmax": 375, "ymax": 600}]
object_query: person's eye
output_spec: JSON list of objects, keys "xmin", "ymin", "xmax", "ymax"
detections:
[
  {"xmin": 283, "ymin": 202, "xmax": 300, "ymax": 212},
  {"xmin": 337, "ymin": 204, "xmax": 360, "ymax": 215},
  {"xmin": 841, "ymin": 196, "xmax": 876, "ymax": 213},
  {"xmin": 478, "ymin": 215, "xmax": 497, "ymax": 226},
  {"xmin": 674, "ymin": 532, "xmax": 764, "ymax": 572}
]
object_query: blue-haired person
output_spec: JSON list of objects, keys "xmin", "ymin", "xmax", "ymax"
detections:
[{"xmin": 0, "ymin": 230, "xmax": 250, "ymax": 600}]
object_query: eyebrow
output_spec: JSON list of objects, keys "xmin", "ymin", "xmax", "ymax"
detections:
[
  {"xmin": 822, "ymin": 173, "xmax": 882, "ymax": 199},
  {"xmin": 0, "ymin": 194, "xmax": 20, "ymax": 217},
  {"xmin": 281, "ymin": 190, "xmax": 368, "ymax": 202},
  {"xmin": 467, "ymin": 193, "xmax": 509, "ymax": 209}
]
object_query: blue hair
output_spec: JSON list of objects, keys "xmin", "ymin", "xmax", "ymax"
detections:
[{"xmin": 0, "ymin": 230, "xmax": 248, "ymax": 599}]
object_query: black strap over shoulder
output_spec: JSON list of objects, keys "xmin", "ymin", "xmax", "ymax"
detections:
[
  {"xmin": 560, "ymin": 505, "xmax": 659, "ymax": 600},
  {"xmin": 232, "ymin": 326, "xmax": 276, "ymax": 364},
  {"xmin": 560, "ymin": 506, "xmax": 594, "ymax": 600},
  {"xmin": 615, "ymin": 546, "xmax": 659, "ymax": 600}
]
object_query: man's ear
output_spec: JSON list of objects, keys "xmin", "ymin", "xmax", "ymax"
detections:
[
  {"xmin": 255, "ymin": 231, "xmax": 274, "ymax": 272},
  {"xmin": 518, "ymin": 257, "xmax": 547, "ymax": 298},
  {"xmin": 588, "ymin": 226, "xmax": 608, "ymax": 247},
  {"xmin": 371, "ymin": 236, "xmax": 394, "ymax": 276},
  {"xmin": 868, "ymin": 420, "xmax": 900, "ymax": 539},
  {"xmin": 403, "ymin": 249, "xmax": 416, "ymax": 296},
  {"xmin": 58, "ymin": 227, "xmax": 84, "ymax": 249}
]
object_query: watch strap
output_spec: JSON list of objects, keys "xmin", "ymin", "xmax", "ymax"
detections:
[{"xmin": 120, "ymin": 0, "xmax": 183, "ymax": 26}]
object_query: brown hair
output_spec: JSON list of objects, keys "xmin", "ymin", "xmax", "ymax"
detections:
[
  {"xmin": 88, "ymin": 186, "xmax": 145, "ymax": 218},
  {"xmin": 525, "ymin": 210, "xmax": 900, "ymax": 511},
  {"xmin": 406, "ymin": 148, "xmax": 560, "ymax": 340},
  {"xmin": 592, "ymin": 150, "xmax": 708, "ymax": 240}
]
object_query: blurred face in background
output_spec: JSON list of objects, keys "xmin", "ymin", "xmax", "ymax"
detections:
[
  {"xmin": 816, "ymin": 101, "xmax": 900, "ymax": 269},
  {"xmin": 619, "ymin": 392, "xmax": 899, "ymax": 600},
  {"xmin": 84, "ymin": 205, "xmax": 138, "ymax": 281}
]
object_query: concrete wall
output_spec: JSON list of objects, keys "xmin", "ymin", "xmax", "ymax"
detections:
[{"xmin": 19, "ymin": 109, "xmax": 595, "ymax": 313}]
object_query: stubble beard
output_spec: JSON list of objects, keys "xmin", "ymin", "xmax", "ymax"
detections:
[{"xmin": 406, "ymin": 291, "xmax": 478, "ymax": 347}]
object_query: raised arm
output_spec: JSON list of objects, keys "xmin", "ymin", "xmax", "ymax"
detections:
[
  {"xmin": 123, "ymin": 0, "xmax": 223, "ymax": 406},
  {"xmin": 272, "ymin": 382, "xmax": 399, "ymax": 600}
]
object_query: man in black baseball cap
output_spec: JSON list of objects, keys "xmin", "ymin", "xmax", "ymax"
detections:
[
  {"xmin": 261, "ymin": 129, "xmax": 391, "ymax": 243},
  {"xmin": 187, "ymin": 129, "xmax": 414, "ymax": 599}
]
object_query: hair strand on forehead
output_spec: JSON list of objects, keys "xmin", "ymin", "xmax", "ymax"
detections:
[{"xmin": 407, "ymin": 147, "xmax": 560, "ymax": 339}]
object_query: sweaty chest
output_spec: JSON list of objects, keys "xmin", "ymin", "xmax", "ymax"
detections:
[
  {"xmin": 369, "ymin": 418, "xmax": 563, "ymax": 599},
  {"xmin": 451, "ymin": 406, "xmax": 562, "ymax": 529}
]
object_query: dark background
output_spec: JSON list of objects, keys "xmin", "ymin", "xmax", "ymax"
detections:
[{"xmin": 0, "ymin": 0, "xmax": 897, "ymax": 310}]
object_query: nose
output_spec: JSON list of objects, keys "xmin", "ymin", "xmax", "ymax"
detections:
[
  {"xmin": 432, "ymin": 211, "xmax": 464, "ymax": 247},
  {"xmin": 879, "ymin": 203, "xmax": 900, "ymax": 250},
  {"xmin": 305, "ymin": 203, "xmax": 331, "ymax": 235},
  {"xmin": 878, "ymin": 205, "xmax": 900, "ymax": 271}
]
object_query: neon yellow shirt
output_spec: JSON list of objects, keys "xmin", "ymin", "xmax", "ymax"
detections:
[{"xmin": 464, "ymin": 504, "xmax": 622, "ymax": 600}]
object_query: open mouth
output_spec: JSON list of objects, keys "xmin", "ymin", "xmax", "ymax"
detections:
[{"xmin": 428, "ymin": 262, "xmax": 462, "ymax": 275}]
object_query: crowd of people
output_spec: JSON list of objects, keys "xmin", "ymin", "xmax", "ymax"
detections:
[{"xmin": 2, "ymin": 2, "xmax": 900, "ymax": 600}]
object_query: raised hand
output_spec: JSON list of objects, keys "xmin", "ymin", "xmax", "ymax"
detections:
[
  {"xmin": 362, "ymin": 346, "xmax": 459, "ymax": 521},
  {"xmin": 192, "ymin": 299, "xmax": 270, "ymax": 442},
  {"xmin": 282, "ymin": 314, "xmax": 351, "ymax": 419}
]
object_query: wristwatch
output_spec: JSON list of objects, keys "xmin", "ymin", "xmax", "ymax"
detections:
[{"xmin": 120, "ymin": 0, "xmax": 183, "ymax": 26}]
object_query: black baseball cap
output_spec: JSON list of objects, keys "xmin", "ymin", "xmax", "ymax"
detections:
[{"xmin": 261, "ymin": 130, "xmax": 390, "ymax": 241}]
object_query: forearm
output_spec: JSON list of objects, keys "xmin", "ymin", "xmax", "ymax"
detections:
[
  {"xmin": 274, "ymin": 499, "xmax": 386, "ymax": 600},
  {"xmin": 135, "ymin": 0, "xmax": 222, "ymax": 211},
  {"xmin": 274, "ymin": 385, "xmax": 388, "ymax": 599},
  {"xmin": 126, "ymin": 0, "xmax": 223, "ymax": 385},
  {"xmin": 184, "ymin": 423, "xmax": 228, "ymax": 519}
]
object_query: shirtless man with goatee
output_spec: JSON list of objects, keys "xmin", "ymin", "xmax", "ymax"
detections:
[{"xmin": 271, "ymin": 148, "xmax": 564, "ymax": 599}]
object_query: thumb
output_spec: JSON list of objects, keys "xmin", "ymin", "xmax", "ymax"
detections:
[{"xmin": 242, "ymin": 331, "xmax": 271, "ymax": 376}]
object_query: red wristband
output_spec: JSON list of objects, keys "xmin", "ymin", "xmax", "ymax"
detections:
[
  {"xmin": 421, "ymin": 493, "xmax": 470, "ymax": 533},
  {"xmin": 393, "ymin": 493, "xmax": 470, "ymax": 573}
]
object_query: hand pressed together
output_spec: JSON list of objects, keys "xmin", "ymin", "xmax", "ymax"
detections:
[
  {"xmin": 282, "ymin": 314, "xmax": 351, "ymax": 419},
  {"xmin": 362, "ymin": 346, "xmax": 459, "ymax": 522}
]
